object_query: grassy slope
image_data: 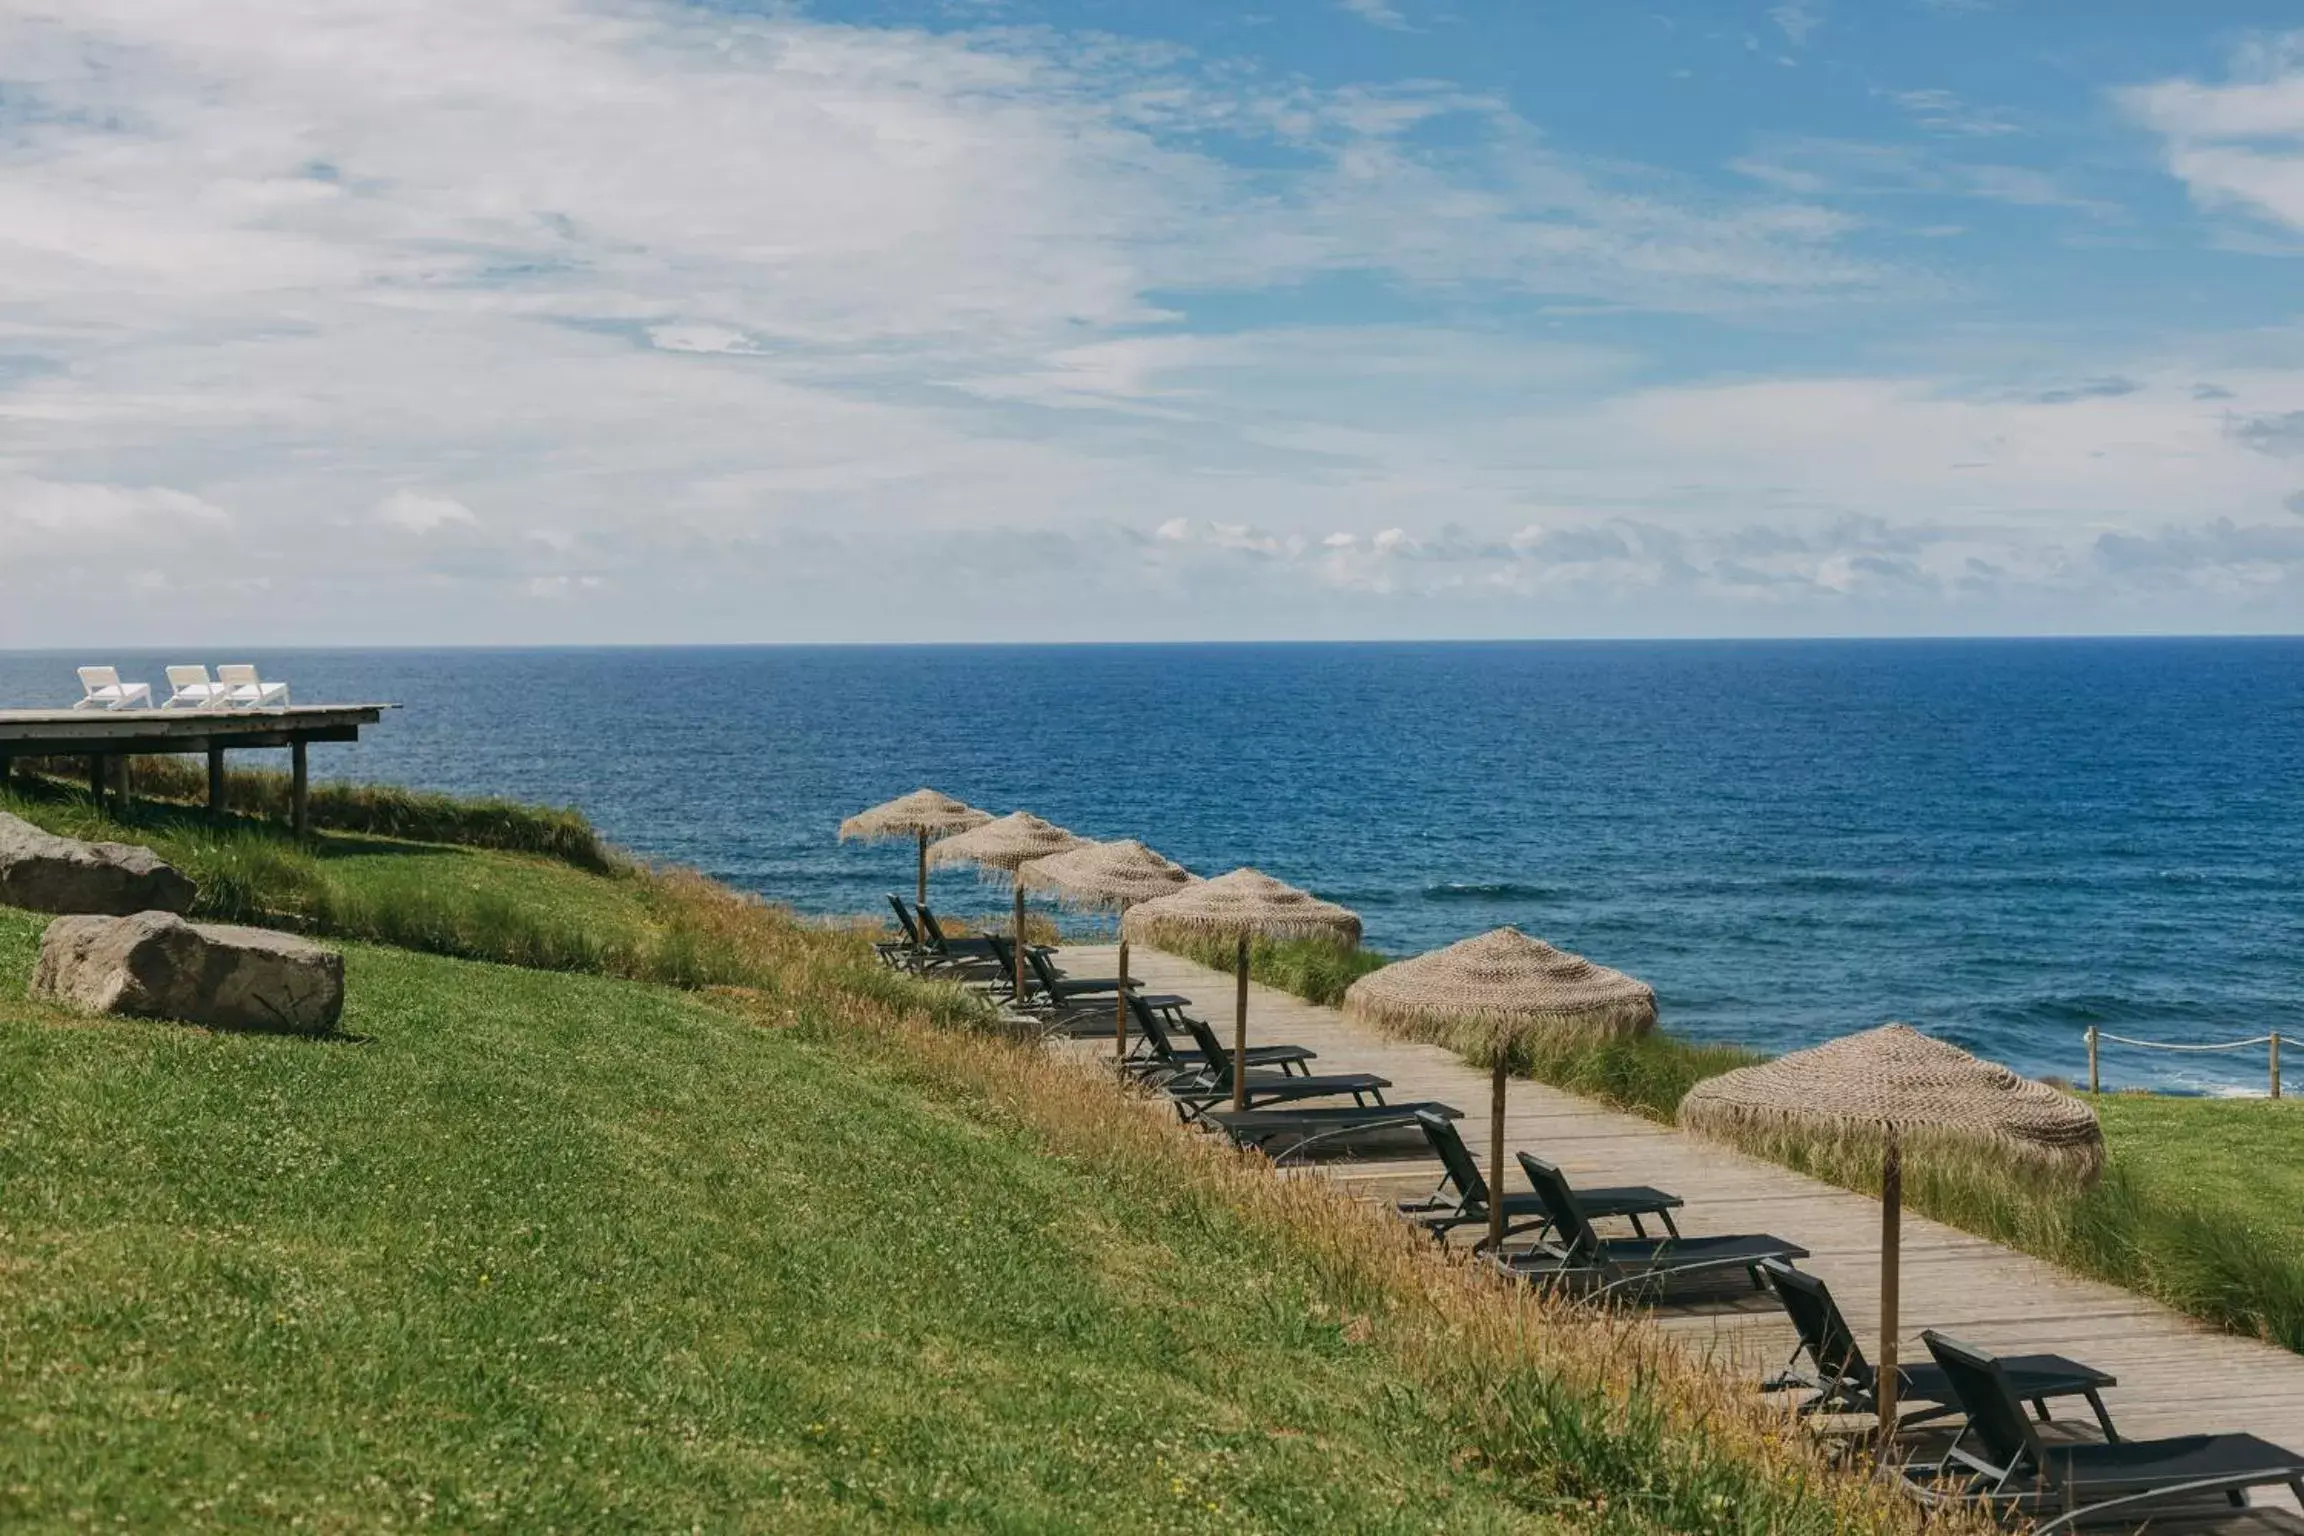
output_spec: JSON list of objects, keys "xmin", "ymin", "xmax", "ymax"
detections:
[{"xmin": 0, "ymin": 908, "xmax": 1565, "ymax": 1531}]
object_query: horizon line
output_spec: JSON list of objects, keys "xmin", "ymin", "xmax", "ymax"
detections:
[{"xmin": 5, "ymin": 632, "xmax": 2303, "ymax": 655}]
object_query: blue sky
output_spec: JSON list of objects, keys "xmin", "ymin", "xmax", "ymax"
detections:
[{"xmin": 2, "ymin": 0, "xmax": 2302, "ymax": 644}]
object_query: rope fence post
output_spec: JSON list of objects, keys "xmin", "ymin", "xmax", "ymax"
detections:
[{"xmin": 2087, "ymin": 1027, "xmax": 2285, "ymax": 1098}]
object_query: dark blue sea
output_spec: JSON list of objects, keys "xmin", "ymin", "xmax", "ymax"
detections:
[{"xmin": 5, "ymin": 641, "xmax": 2299, "ymax": 1094}]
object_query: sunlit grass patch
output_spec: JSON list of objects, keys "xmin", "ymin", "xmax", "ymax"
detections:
[{"xmin": 12, "ymin": 754, "xmax": 613, "ymax": 871}]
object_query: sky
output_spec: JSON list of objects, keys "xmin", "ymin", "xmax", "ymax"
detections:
[{"xmin": 3, "ymin": 1, "xmax": 2304, "ymax": 645}]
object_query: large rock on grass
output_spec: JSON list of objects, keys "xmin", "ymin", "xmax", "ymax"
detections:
[
  {"xmin": 0, "ymin": 811, "xmax": 196, "ymax": 916},
  {"xmin": 32, "ymin": 912, "xmax": 343, "ymax": 1035}
]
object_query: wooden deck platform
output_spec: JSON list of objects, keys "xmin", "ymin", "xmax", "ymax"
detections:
[
  {"xmin": 0, "ymin": 705, "xmax": 389, "ymax": 756},
  {"xmin": 1057, "ymin": 942, "xmax": 2304, "ymax": 1526},
  {"xmin": 0, "ymin": 705, "xmax": 394, "ymax": 832}
]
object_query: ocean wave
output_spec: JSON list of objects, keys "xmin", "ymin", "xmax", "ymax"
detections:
[{"xmin": 1421, "ymin": 881, "xmax": 1561, "ymax": 902}]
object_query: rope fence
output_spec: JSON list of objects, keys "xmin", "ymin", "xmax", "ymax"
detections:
[{"xmin": 2084, "ymin": 1025, "xmax": 2281, "ymax": 1098}]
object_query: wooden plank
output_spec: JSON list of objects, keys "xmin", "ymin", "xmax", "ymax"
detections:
[{"xmin": 1058, "ymin": 942, "xmax": 2304, "ymax": 1519}]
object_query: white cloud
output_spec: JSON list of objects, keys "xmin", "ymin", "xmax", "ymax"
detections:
[
  {"xmin": 1731, "ymin": 136, "xmax": 2118, "ymax": 216},
  {"xmin": 0, "ymin": 477, "xmax": 228, "ymax": 538},
  {"xmin": 647, "ymin": 324, "xmax": 764, "ymax": 356},
  {"xmin": 1771, "ymin": 2, "xmax": 1826, "ymax": 48},
  {"xmin": 1338, "ymin": 0, "xmax": 1411, "ymax": 30},
  {"xmin": 525, "ymin": 575, "xmax": 606, "ymax": 599},
  {"xmin": 2124, "ymin": 34, "xmax": 2304, "ymax": 237},
  {"xmin": 1889, "ymin": 88, "xmax": 2018, "ymax": 137},
  {"xmin": 373, "ymin": 491, "xmax": 477, "ymax": 535}
]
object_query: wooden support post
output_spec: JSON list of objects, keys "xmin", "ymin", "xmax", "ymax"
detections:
[
  {"xmin": 207, "ymin": 746, "xmax": 227, "ymax": 822},
  {"xmin": 1012, "ymin": 884, "xmax": 1028, "ymax": 1001},
  {"xmin": 1233, "ymin": 934, "xmax": 1250, "ymax": 1113},
  {"xmin": 86, "ymin": 754, "xmax": 105, "ymax": 811},
  {"xmin": 916, "ymin": 830, "xmax": 929, "ymax": 907},
  {"xmin": 1489, "ymin": 1057, "xmax": 1509, "ymax": 1256},
  {"xmin": 1115, "ymin": 935, "xmax": 1132, "ymax": 1074},
  {"xmin": 0, "ymin": 752, "xmax": 13, "ymax": 793},
  {"xmin": 2273, "ymin": 1033, "xmax": 2282, "ymax": 1101},
  {"xmin": 290, "ymin": 739, "xmax": 309, "ymax": 839},
  {"xmin": 113, "ymin": 755, "xmax": 133, "ymax": 817},
  {"xmin": 1878, "ymin": 1124, "xmax": 1902, "ymax": 1458},
  {"xmin": 2086, "ymin": 1026, "xmax": 2099, "ymax": 1095}
]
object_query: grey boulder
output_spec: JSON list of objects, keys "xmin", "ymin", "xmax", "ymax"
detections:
[
  {"xmin": 33, "ymin": 911, "xmax": 344, "ymax": 1035},
  {"xmin": 0, "ymin": 811, "xmax": 196, "ymax": 916}
]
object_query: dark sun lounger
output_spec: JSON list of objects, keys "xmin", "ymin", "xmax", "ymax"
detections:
[
  {"xmin": 912, "ymin": 906, "xmax": 1008, "ymax": 979},
  {"xmin": 1160, "ymin": 1012, "xmax": 1392, "ymax": 1122},
  {"xmin": 1757, "ymin": 1260, "xmax": 2116, "ymax": 1436},
  {"xmin": 1911, "ymin": 1330, "xmax": 2304, "ymax": 1529},
  {"xmin": 1393, "ymin": 1113, "xmax": 1680, "ymax": 1249},
  {"xmin": 1205, "ymin": 1101, "xmax": 1463, "ymax": 1156},
  {"xmin": 1495, "ymin": 1155, "xmax": 1806, "ymax": 1297},
  {"xmin": 1125, "ymin": 992, "xmax": 1314, "ymax": 1084}
]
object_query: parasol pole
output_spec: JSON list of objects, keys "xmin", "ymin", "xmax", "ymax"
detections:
[
  {"xmin": 916, "ymin": 829, "xmax": 929, "ymax": 907},
  {"xmin": 1878, "ymin": 1120, "xmax": 1902, "ymax": 1457},
  {"xmin": 1489, "ymin": 1055, "xmax": 1510, "ymax": 1255},
  {"xmin": 1115, "ymin": 932, "xmax": 1132, "ymax": 1075},
  {"xmin": 1013, "ymin": 883, "xmax": 1029, "ymax": 1001},
  {"xmin": 1233, "ymin": 933, "xmax": 1250, "ymax": 1112}
]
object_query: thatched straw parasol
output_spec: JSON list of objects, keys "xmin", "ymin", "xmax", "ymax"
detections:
[
  {"xmin": 1679, "ymin": 1024, "xmax": 2104, "ymax": 1441},
  {"xmin": 927, "ymin": 812, "xmax": 1089, "ymax": 997},
  {"xmin": 1124, "ymin": 869, "xmax": 1361, "ymax": 1110},
  {"xmin": 1344, "ymin": 928, "xmax": 1655, "ymax": 1253},
  {"xmin": 1020, "ymin": 840, "xmax": 1197, "ymax": 1067},
  {"xmin": 1678, "ymin": 1023, "xmax": 2104, "ymax": 1181},
  {"xmin": 838, "ymin": 788, "xmax": 993, "ymax": 905}
]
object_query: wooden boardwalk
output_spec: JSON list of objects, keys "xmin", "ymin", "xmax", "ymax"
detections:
[{"xmin": 1059, "ymin": 943, "xmax": 2304, "ymax": 1526}]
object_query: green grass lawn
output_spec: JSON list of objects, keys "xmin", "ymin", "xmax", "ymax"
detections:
[
  {"xmin": 2096, "ymin": 1093, "xmax": 2304, "ymax": 1236},
  {"xmin": 0, "ymin": 907, "xmax": 1581, "ymax": 1530},
  {"xmin": 2087, "ymin": 1095, "xmax": 2304, "ymax": 1344}
]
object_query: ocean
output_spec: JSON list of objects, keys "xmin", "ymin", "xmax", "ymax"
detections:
[{"xmin": 5, "ymin": 639, "xmax": 2298, "ymax": 1093}]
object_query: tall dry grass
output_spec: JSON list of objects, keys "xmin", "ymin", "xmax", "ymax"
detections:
[{"xmin": 707, "ymin": 954, "xmax": 1971, "ymax": 1536}]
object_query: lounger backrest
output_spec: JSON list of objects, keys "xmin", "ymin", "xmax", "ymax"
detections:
[
  {"xmin": 885, "ymin": 895, "xmax": 922, "ymax": 947},
  {"xmin": 1761, "ymin": 1260, "xmax": 1868, "ymax": 1386},
  {"xmin": 167, "ymin": 665, "xmax": 210, "ymax": 690},
  {"xmin": 982, "ymin": 934, "xmax": 1016, "ymax": 977},
  {"xmin": 1175, "ymin": 1013, "xmax": 1235, "ymax": 1084},
  {"xmin": 1516, "ymin": 1154, "xmax": 1601, "ymax": 1258},
  {"xmin": 79, "ymin": 666, "xmax": 119, "ymax": 691},
  {"xmin": 1025, "ymin": 946, "xmax": 1067, "ymax": 999},
  {"xmin": 217, "ymin": 664, "xmax": 258, "ymax": 686},
  {"xmin": 1125, "ymin": 992, "xmax": 1178, "ymax": 1063},
  {"xmin": 1921, "ymin": 1331, "xmax": 2043, "ymax": 1482},
  {"xmin": 1418, "ymin": 1112, "xmax": 1487, "ymax": 1204},
  {"xmin": 917, "ymin": 906, "xmax": 954, "ymax": 952}
]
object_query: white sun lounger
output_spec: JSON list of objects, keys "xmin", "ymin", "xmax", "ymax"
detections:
[
  {"xmin": 73, "ymin": 666, "xmax": 154, "ymax": 711},
  {"xmin": 216, "ymin": 664, "xmax": 289, "ymax": 709},
  {"xmin": 162, "ymin": 665, "xmax": 233, "ymax": 710}
]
